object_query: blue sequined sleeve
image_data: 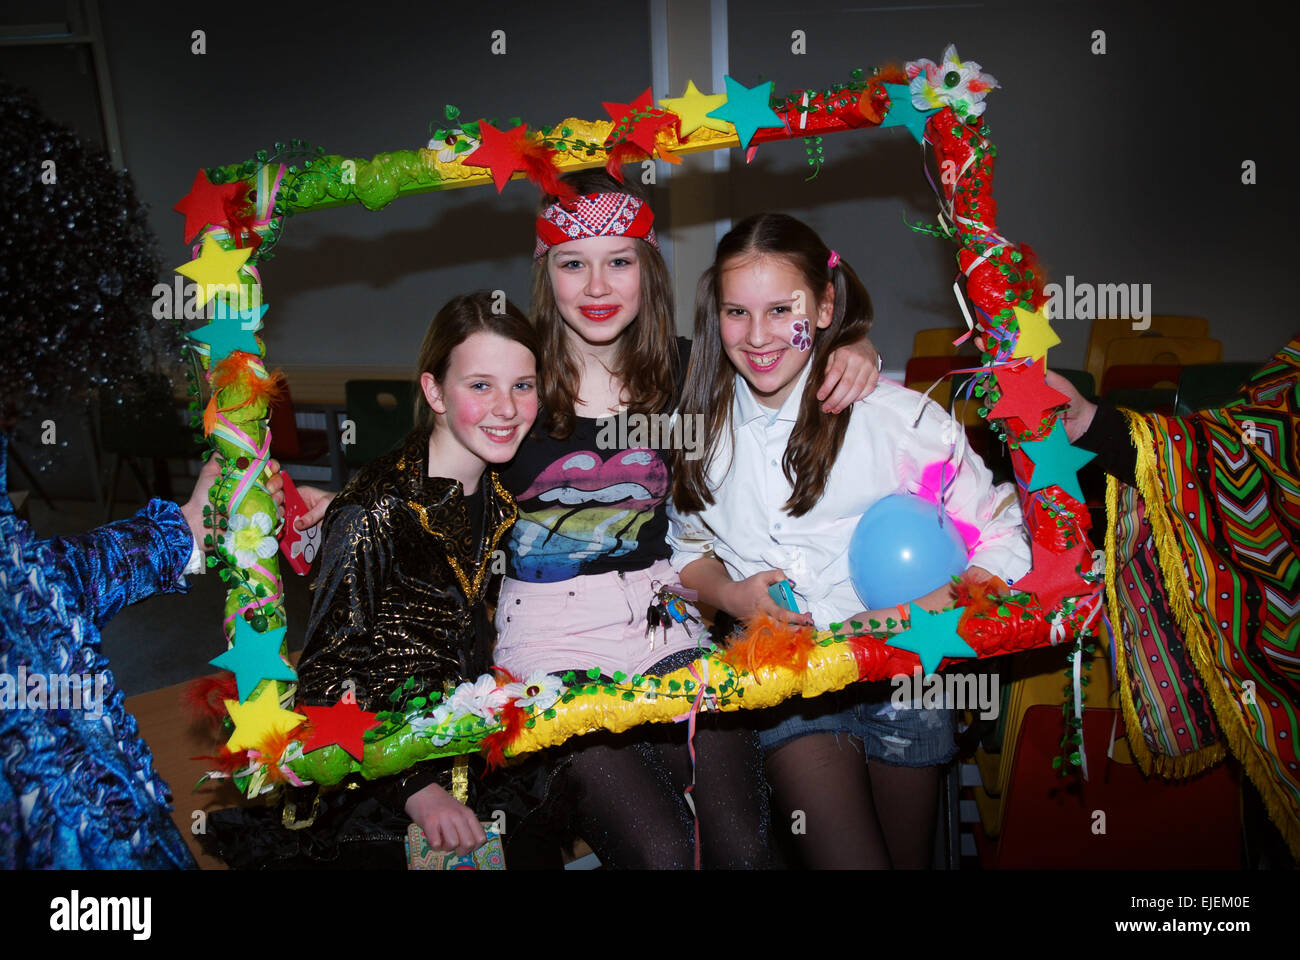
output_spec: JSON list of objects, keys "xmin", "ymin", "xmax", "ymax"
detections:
[{"xmin": 41, "ymin": 499, "xmax": 194, "ymax": 629}]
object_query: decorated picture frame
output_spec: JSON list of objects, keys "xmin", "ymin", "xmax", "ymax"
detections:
[{"xmin": 178, "ymin": 45, "xmax": 1103, "ymax": 798}]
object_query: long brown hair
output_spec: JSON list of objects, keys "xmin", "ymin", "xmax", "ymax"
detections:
[
  {"xmin": 414, "ymin": 290, "xmax": 540, "ymax": 431},
  {"xmin": 530, "ymin": 170, "xmax": 680, "ymax": 438},
  {"xmin": 673, "ymin": 213, "xmax": 874, "ymax": 517}
]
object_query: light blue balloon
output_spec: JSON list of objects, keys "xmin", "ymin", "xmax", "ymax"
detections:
[{"xmin": 848, "ymin": 494, "xmax": 969, "ymax": 609}]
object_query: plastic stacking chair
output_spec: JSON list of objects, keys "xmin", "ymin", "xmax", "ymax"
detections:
[
  {"xmin": 343, "ymin": 379, "xmax": 419, "ymax": 468},
  {"xmin": 1099, "ymin": 363, "xmax": 1182, "ymax": 396},
  {"xmin": 911, "ymin": 327, "xmax": 972, "ymax": 358},
  {"xmin": 99, "ymin": 373, "xmax": 203, "ymax": 522},
  {"xmin": 970, "ymin": 640, "xmax": 1114, "ymax": 841},
  {"xmin": 1102, "ymin": 334, "xmax": 1221, "ymax": 372},
  {"xmin": 988, "ymin": 706, "xmax": 1241, "ymax": 868},
  {"xmin": 904, "ymin": 355, "xmax": 966, "ymax": 387},
  {"xmin": 1084, "ymin": 315, "xmax": 1209, "ymax": 386},
  {"xmin": 268, "ymin": 385, "xmax": 340, "ymax": 487},
  {"xmin": 1175, "ymin": 362, "xmax": 1260, "ymax": 416},
  {"xmin": 1104, "ymin": 387, "xmax": 1177, "ymax": 414}
]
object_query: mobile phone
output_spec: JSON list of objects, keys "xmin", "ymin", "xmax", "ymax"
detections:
[
  {"xmin": 277, "ymin": 471, "xmax": 321, "ymax": 575},
  {"xmin": 767, "ymin": 579, "xmax": 800, "ymax": 612}
]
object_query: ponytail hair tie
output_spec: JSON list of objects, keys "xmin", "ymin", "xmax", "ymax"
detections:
[{"xmin": 827, "ymin": 250, "xmax": 840, "ymax": 268}]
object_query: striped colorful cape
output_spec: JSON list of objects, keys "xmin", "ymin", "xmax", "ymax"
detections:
[{"xmin": 1105, "ymin": 336, "xmax": 1300, "ymax": 859}]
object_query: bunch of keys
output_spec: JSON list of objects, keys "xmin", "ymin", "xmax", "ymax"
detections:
[{"xmin": 645, "ymin": 583, "xmax": 699, "ymax": 649}]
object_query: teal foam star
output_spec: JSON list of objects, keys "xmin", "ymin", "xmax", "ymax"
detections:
[
  {"xmin": 879, "ymin": 82, "xmax": 940, "ymax": 144},
  {"xmin": 707, "ymin": 76, "xmax": 786, "ymax": 149},
  {"xmin": 887, "ymin": 603, "xmax": 975, "ymax": 675},
  {"xmin": 187, "ymin": 301, "xmax": 267, "ymax": 361},
  {"xmin": 1021, "ymin": 420, "xmax": 1097, "ymax": 503},
  {"xmin": 209, "ymin": 618, "xmax": 296, "ymax": 702}
]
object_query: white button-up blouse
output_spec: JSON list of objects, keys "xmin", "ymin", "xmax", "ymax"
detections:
[{"xmin": 667, "ymin": 364, "xmax": 1032, "ymax": 628}]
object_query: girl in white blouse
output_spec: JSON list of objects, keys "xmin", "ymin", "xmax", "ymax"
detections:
[{"xmin": 668, "ymin": 213, "xmax": 1030, "ymax": 868}]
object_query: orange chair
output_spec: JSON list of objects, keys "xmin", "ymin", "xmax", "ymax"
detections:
[
  {"xmin": 1103, "ymin": 334, "xmax": 1221, "ymax": 374},
  {"xmin": 912, "ymin": 327, "xmax": 972, "ymax": 358},
  {"xmin": 1084, "ymin": 315, "xmax": 1209, "ymax": 387}
]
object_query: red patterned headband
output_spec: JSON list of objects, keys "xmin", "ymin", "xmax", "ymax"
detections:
[{"xmin": 533, "ymin": 192, "xmax": 659, "ymax": 260}]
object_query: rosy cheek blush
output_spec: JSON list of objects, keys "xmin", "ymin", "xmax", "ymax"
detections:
[{"xmin": 789, "ymin": 317, "xmax": 812, "ymax": 352}]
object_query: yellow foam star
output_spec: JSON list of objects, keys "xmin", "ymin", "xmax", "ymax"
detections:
[
  {"xmin": 225, "ymin": 684, "xmax": 306, "ymax": 753},
  {"xmin": 1011, "ymin": 303, "xmax": 1061, "ymax": 362},
  {"xmin": 175, "ymin": 235, "xmax": 253, "ymax": 306},
  {"xmin": 659, "ymin": 79, "xmax": 732, "ymax": 137}
]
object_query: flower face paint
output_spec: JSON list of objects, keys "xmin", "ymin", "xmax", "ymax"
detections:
[{"xmin": 790, "ymin": 316, "xmax": 812, "ymax": 352}]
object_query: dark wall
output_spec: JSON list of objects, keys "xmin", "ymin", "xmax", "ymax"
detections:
[
  {"xmin": 4, "ymin": 1, "xmax": 1295, "ymax": 500},
  {"xmin": 725, "ymin": 0, "xmax": 1297, "ymax": 367},
  {"xmin": 96, "ymin": 0, "xmax": 656, "ymax": 367}
]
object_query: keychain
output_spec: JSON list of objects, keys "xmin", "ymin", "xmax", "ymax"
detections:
[{"xmin": 645, "ymin": 582, "xmax": 700, "ymax": 649}]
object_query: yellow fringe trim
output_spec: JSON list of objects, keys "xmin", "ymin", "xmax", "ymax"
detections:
[
  {"xmin": 1105, "ymin": 473, "xmax": 1226, "ymax": 780},
  {"xmin": 1122, "ymin": 409, "xmax": 1300, "ymax": 859}
]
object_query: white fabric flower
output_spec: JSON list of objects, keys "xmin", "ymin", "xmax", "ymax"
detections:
[
  {"xmin": 410, "ymin": 702, "xmax": 455, "ymax": 746},
  {"xmin": 447, "ymin": 675, "xmax": 510, "ymax": 720},
  {"xmin": 222, "ymin": 512, "xmax": 278, "ymax": 569},
  {"xmin": 503, "ymin": 673, "xmax": 564, "ymax": 713},
  {"xmin": 905, "ymin": 44, "xmax": 999, "ymax": 119},
  {"xmin": 427, "ymin": 130, "xmax": 481, "ymax": 163}
]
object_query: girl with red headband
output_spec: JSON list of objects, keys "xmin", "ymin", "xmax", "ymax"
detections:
[
  {"xmin": 492, "ymin": 171, "xmax": 883, "ymax": 868},
  {"xmin": 293, "ymin": 172, "xmax": 883, "ymax": 867}
]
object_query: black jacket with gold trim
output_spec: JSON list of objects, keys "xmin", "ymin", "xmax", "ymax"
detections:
[{"xmin": 296, "ymin": 427, "xmax": 515, "ymax": 802}]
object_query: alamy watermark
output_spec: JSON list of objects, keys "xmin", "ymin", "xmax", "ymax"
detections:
[
  {"xmin": 1042, "ymin": 275, "xmax": 1152, "ymax": 330},
  {"xmin": 0, "ymin": 668, "xmax": 109, "ymax": 719},
  {"xmin": 151, "ymin": 277, "xmax": 263, "ymax": 325},
  {"xmin": 890, "ymin": 666, "xmax": 1000, "ymax": 719},
  {"xmin": 596, "ymin": 412, "xmax": 705, "ymax": 460}
]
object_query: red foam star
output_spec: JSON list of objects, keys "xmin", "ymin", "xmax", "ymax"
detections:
[
  {"xmin": 988, "ymin": 359, "xmax": 1070, "ymax": 428},
  {"xmin": 603, "ymin": 88, "xmax": 677, "ymax": 156},
  {"xmin": 300, "ymin": 697, "xmax": 381, "ymax": 761},
  {"xmin": 1011, "ymin": 539, "xmax": 1095, "ymax": 611},
  {"xmin": 462, "ymin": 122, "xmax": 532, "ymax": 192},
  {"xmin": 173, "ymin": 170, "xmax": 245, "ymax": 243}
]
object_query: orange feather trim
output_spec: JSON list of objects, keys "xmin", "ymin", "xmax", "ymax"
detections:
[
  {"xmin": 720, "ymin": 613, "xmax": 815, "ymax": 682},
  {"xmin": 202, "ymin": 354, "xmax": 285, "ymax": 435},
  {"xmin": 254, "ymin": 721, "xmax": 310, "ymax": 783}
]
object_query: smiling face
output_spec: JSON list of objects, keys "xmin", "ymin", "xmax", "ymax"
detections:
[
  {"xmin": 718, "ymin": 254, "xmax": 834, "ymax": 409},
  {"xmin": 546, "ymin": 235, "xmax": 643, "ymax": 349},
  {"xmin": 422, "ymin": 331, "xmax": 539, "ymax": 483}
]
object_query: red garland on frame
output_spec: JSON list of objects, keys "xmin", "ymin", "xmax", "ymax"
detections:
[{"xmin": 924, "ymin": 106, "xmax": 1100, "ymax": 619}]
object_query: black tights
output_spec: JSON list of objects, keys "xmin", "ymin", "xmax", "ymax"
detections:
[
  {"xmin": 766, "ymin": 733, "xmax": 940, "ymax": 869},
  {"xmin": 560, "ymin": 716, "xmax": 771, "ymax": 869}
]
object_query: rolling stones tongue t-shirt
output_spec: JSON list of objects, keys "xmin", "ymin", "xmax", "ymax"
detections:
[{"xmin": 500, "ymin": 340, "xmax": 689, "ymax": 583}]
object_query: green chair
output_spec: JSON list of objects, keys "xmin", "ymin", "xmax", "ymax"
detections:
[
  {"xmin": 1175, "ymin": 363, "xmax": 1259, "ymax": 416},
  {"xmin": 343, "ymin": 379, "xmax": 419, "ymax": 469},
  {"xmin": 1052, "ymin": 367, "xmax": 1096, "ymax": 402},
  {"xmin": 99, "ymin": 373, "xmax": 203, "ymax": 521}
]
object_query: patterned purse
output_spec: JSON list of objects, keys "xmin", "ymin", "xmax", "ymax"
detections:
[{"xmin": 404, "ymin": 755, "xmax": 506, "ymax": 869}]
